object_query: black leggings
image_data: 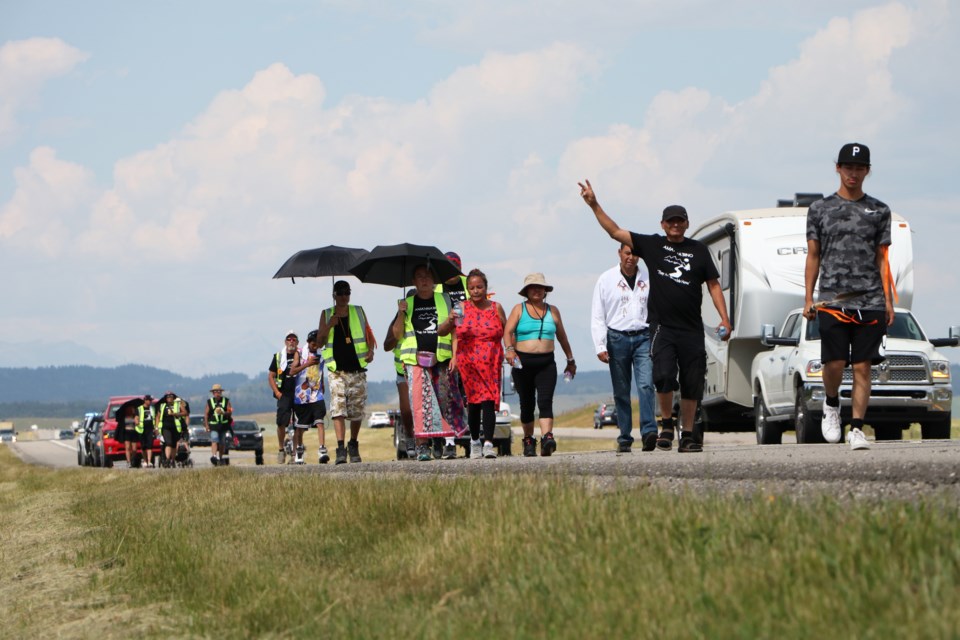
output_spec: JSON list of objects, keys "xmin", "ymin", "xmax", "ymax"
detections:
[
  {"xmin": 511, "ymin": 351, "xmax": 557, "ymax": 423},
  {"xmin": 468, "ymin": 400, "xmax": 496, "ymax": 442}
]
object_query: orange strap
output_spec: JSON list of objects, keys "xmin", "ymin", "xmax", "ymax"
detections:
[
  {"xmin": 879, "ymin": 245, "xmax": 898, "ymax": 304},
  {"xmin": 816, "ymin": 307, "xmax": 878, "ymax": 325}
]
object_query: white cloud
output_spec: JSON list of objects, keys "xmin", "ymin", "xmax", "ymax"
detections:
[{"xmin": 0, "ymin": 37, "xmax": 89, "ymax": 142}]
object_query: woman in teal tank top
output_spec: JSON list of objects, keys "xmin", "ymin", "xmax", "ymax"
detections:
[{"xmin": 503, "ymin": 273, "xmax": 577, "ymax": 457}]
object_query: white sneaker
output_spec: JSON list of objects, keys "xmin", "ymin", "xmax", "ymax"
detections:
[
  {"xmin": 482, "ymin": 442, "xmax": 498, "ymax": 459},
  {"xmin": 318, "ymin": 446, "xmax": 329, "ymax": 464},
  {"xmin": 846, "ymin": 427, "xmax": 871, "ymax": 451},
  {"xmin": 822, "ymin": 403, "xmax": 842, "ymax": 443},
  {"xmin": 470, "ymin": 440, "xmax": 483, "ymax": 459}
]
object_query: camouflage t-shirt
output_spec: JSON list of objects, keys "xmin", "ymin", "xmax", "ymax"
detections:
[{"xmin": 806, "ymin": 192, "xmax": 891, "ymax": 310}]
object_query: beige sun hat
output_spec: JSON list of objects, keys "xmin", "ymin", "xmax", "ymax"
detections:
[
  {"xmin": 210, "ymin": 383, "xmax": 224, "ymax": 392},
  {"xmin": 518, "ymin": 272, "xmax": 554, "ymax": 297}
]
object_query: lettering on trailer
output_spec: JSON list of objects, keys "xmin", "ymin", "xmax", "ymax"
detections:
[{"xmin": 777, "ymin": 246, "xmax": 808, "ymax": 255}]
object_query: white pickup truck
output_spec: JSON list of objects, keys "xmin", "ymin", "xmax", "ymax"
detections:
[{"xmin": 751, "ymin": 307, "xmax": 958, "ymax": 443}]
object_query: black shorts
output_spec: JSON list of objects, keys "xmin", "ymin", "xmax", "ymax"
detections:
[
  {"xmin": 294, "ymin": 400, "xmax": 327, "ymax": 428},
  {"xmin": 649, "ymin": 324, "xmax": 706, "ymax": 400},
  {"xmin": 276, "ymin": 394, "xmax": 295, "ymax": 427},
  {"xmin": 139, "ymin": 430, "xmax": 154, "ymax": 451},
  {"xmin": 161, "ymin": 427, "xmax": 180, "ymax": 445},
  {"xmin": 818, "ymin": 308, "xmax": 887, "ymax": 365}
]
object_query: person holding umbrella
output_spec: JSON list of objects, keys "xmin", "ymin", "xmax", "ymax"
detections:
[
  {"xmin": 392, "ymin": 264, "xmax": 466, "ymax": 461},
  {"xmin": 133, "ymin": 395, "xmax": 156, "ymax": 468},
  {"xmin": 317, "ymin": 280, "xmax": 376, "ymax": 464}
]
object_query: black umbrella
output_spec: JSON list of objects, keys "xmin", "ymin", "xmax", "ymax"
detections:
[
  {"xmin": 113, "ymin": 396, "xmax": 147, "ymax": 444},
  {"xmin": 272, "ymin": 245, "xmax": 370, "ymax": 283},
  {"xmin": 348, "ymin": 243, "xmax": 461, "ymax": 288}
]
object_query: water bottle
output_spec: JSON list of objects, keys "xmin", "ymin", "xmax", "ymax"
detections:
[
  {"xmin": 563, "ymin": 371, "xmax": 573, "ymax": 383},
  {"xmin": 453, "ymin": 302, "xmax": 464, "ymax": 326},
  {"xmin": 716, "ymin": 326, "xmax": 729, "ymax": 339},
  {"xmin": 512, "ymin": 355, "xmax": 523, "ymax": 369}
]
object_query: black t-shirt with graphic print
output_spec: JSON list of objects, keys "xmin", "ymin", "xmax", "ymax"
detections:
[
  {"xmin": 629, "ymin": 232, "xmax": 720, "ymax": 332},
  {"xmin": 411, "ymin": 295, "xmax": 440, "ymax": 354}
]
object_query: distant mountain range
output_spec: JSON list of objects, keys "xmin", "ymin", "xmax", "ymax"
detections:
[{"xmin": 0, "ymin": 364, "xmax": 618, "ymax": 418}]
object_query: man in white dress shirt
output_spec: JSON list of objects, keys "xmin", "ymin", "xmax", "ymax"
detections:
[{"xmin": 591, "ymin": 243, "xmax": 656, "ymax": 452}]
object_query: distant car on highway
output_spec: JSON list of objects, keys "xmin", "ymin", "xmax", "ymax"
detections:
[
  {"xmin": 593, "ymin": 403, "xmax": 617, "ymax": 429},
  {"xmin": 230, "ymin": 419, "xmax": 264, "ymax": 465},
  {"xmin": 76, "ymin": 414, "xmax": 102, "ymax": 466},
  {"xmin": 368, "ymin": 411, "xmax": 391, "ymax": 429},
  {"xmin": 188, "ymin": 415, "xmax": 211, "ymax": 447},
  {"xmin": 58, "ymin": 429, "xmax": 74, "ymax": 440},
  {"xmin": 0, "ymin": 427, "xmax": 17, "ymax": 443}
]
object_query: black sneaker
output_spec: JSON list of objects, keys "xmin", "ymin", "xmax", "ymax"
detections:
[
  {"xmin": 347, "ymin": 441, "xmax": 362, "ymax": 463},
  {"xmin": 210, "ymin": 456, "xmax": 219, "ymax": 467},
  {"xmin": 617, "ymin": 442, "xmax": 632, "ymax": 453},
  {"xmin": 522, "ymin": 436, "xmax": 537, "ymax": 457},
  {"xmin": 335, "ymin": 446, "xmax": 347, "ymax": 465},
  {"xmin": 642, "ymin": 432, "xmax": 657, "ymax": 452},
  {"xmin": 541, "ymin": 433, "xmax": 557, "ymax": 457}
]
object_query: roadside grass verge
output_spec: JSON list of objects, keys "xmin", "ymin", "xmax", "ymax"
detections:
[{"xmin": 4, "ymin": 446, "xmax": 958, "ymax": 638}]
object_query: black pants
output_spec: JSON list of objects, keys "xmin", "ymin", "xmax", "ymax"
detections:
[
  {"xmin": 511, "ymin": 351, "xmax": 557, "ymax": 423},
  {"xmin": 468, "ymin": 400, "xmax": 496, "ymax": 442}
]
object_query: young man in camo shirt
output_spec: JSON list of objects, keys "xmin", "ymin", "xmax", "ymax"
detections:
[{"xmin": 804, "ymin": 142, "xmax": 895, "ymax": 451}]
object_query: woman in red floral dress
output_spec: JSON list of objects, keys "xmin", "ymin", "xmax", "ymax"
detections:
[{"xmin": 455, "ymin": 269, "xmax": 507, "ymax": 459}]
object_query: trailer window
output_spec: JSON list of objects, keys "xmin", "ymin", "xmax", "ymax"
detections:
[{"xmin": 719, "ymin": 249, "xmax": 731, "ymax": 291}]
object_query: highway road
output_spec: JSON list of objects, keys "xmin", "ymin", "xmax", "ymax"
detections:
[{"xmin": 8, "ymin": 431, "xmax": 960, "ymax": 501}]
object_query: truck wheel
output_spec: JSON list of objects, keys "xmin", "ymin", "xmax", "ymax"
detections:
[
  {"xmin": 754, "ymin": 397, "xmax": 781, "ymax": 445},
  {"xmin": 255, "ymin": 449, "xmax": 264, "ymax": 465},
  {"xmin": 873, "ymin": 424, "xmax": 904, "ymax": 441},
  {"xmin": 794, "ymin": 390, "xmax": 825, "ymax": 444},
  {"xmin": 921, "ymin": 416, "xmax": 952, "ymax": 440},
  {"xmin": 77, "ymin": 444, "xmax": 84, "ymax": 466}
]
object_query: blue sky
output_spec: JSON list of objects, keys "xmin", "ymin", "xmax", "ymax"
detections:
[{"xmin": 1, "ymin": 0, "xmax": 958, "ymax": 383}]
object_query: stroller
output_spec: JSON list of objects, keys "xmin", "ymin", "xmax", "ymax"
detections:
[{"xmin": 158, "ymin": 437, "xmax": 194, "ymax": 468}]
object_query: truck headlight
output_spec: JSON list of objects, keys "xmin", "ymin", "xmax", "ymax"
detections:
[
  {"xmin": 805, "ymin": 360, "xmax": 823, "ymax": 378},
  {"xmin": 931, "ymin": 360, "xmax": 951, "ymax": 380}
]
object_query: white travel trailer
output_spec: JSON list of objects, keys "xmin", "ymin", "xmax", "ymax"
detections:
[{"xmin": 689, "ymin": 194, "xmax": 914, "ymax": 432}]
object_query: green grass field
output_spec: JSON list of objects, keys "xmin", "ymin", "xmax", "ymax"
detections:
[{"xmin": 2, "ymin": 444, "xmax": 959, "ymax": 638}]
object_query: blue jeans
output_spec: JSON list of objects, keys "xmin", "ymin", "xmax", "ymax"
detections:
[{"xmin": 606, "ymin": 329, "xmax": 656, "ymax": 446}]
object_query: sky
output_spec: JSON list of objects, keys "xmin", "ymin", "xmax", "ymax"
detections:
[{"xmin": 1, "ymin": 0, "xmax": 959, "ymax": 384}]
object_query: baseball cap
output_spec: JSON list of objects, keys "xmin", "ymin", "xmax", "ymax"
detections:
[
  {"xmin": 285, "ymin": 330, "xmax": 298, "ymax": 339},
  {"xmin": 837, "ymin": 142, "xmax": 870, "ymax": 166},
  {"xmin": 444, "ymin": 251, "xmax": 462, "ymax": 270},
  {"xmin": 661, "ymin": 205, "xmax": 689, "ymax": 222},
  {"xmin": 143, "ymin": 394, "xmax": 153, "ymax": 401},
  {"xmin": 306, "ymin": 329, "xmax": 319, "ymax": 342}
]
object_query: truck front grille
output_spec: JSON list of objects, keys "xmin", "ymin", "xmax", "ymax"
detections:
[{"xmin": 841, "ymin": 353, "xmax": 929, "ymax": 384}]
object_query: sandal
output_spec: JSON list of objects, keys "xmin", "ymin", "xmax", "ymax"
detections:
[
  {"xmin": 656, "ymin": 429, "xmax": 674, "ymax": 451},
  {"xmin": 678, "ymin": 431, "xmax": 703, "ymax": 453}
]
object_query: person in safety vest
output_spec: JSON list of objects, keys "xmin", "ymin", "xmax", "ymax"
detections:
[
  {"xmin": 156, "ymin": 391, "xmax": 188, "ymax": 468},
  {"xmin": 435, "ymin": 251, "xmax": 469, "ymax": 307},
  {"xmin": 268, "ymin": 330, "xmax": 300, "ymax": 464},
  {"xmin": 132, "ymin": 394, "xmax": 156, "ymax": 468},
  {"xmin": 317, "ymin": 280, "xmax": 376, "ymax": 465},
  {"xmin": 204, "ymin": 383, "xmax": 233, "ymax": 466},
  {"xmin": 391, "ymin": 264, "xmax": 466, "ymax": 462},
  {"xmin": 384, "ymin": 289, "xmax": 417, "ymax": 460}
]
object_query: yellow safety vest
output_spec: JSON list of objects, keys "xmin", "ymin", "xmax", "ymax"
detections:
[
  {"xmin": 399, "ymin": 293, "xmax": 452, "ymax": 365},
  {"xmin": 136, "ymin": 405, "xmax": 155, "ymax": 435},
  {"xmin": 158, "ymin": 400, "xmax": 184, "ymax": 432},
  {"xmin": 208, "ymin": 397, "xmax": 230, "ymax": 425},
  {"xmin": 321, "ymin": 305, "xmax": 370, "ymax": 371}
]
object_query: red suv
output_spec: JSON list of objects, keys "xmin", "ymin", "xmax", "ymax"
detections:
[{"xmin": 97, "ymin": 395, "xmax": 163, "ymax": 467}]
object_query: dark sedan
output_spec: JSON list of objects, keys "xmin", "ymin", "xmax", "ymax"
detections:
[
  {"xmin": 593, "ymin": 403, "xmax": 617, "ymax": 429},
  {"xmin": 230, "ymin": 420, "xmax": 264, "ymax": 465}
]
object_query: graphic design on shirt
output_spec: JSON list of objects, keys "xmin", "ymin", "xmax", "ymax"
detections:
[{"xmin": 659, "ymin": 245, "xmax": 694, "ymax": 285}]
